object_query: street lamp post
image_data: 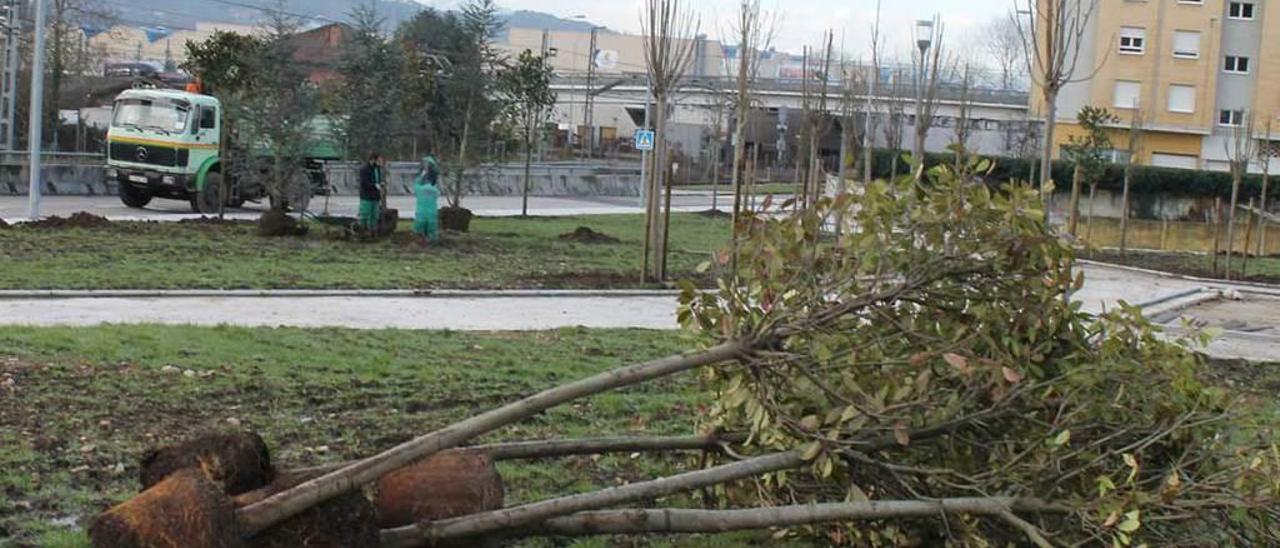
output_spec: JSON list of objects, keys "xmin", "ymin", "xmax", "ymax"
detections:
[
  {"xmin": 912, "ymin": 18, "xmax": 935, "ymax": 163},
  {"xmin": 27, "ymin": 0, "xmax": 47, "ymax": 219}
]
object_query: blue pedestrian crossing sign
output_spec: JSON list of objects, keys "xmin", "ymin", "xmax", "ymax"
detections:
[{"xmin": 634, "ymin": 129, "xmax": 655, "ymax": 151}]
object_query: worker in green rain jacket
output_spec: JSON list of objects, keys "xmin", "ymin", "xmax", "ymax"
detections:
[
  {"xmin": 413, "ymin": 155, "xmax": 441, "ymax": 244},
  {"xmin": 358, "ymin": 152, "xmax": 384, "ymax": 232}
]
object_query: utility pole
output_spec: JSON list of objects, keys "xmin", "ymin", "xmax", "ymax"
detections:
[
  {"xmin": 0, "ymin": 0, "xmax": 20, "ymax": 150},
  {"xmin": 584, "ymin": 26, "xmax": 598, "ymax": 159},
  {"xmin": 28, "ymin": 0, "xmax": 47, "ymax": 219},
  {"xmin": 539, "ymin": 29, "xmax": 549, "ymax": 162}
]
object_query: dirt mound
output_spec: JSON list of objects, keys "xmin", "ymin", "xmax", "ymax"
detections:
[
  {"xmin": 0, "ymin": 217, "xmax": 9, "ymax": 229},
  {"xmin": 257, "ymin": 209, "xmax": 309, "ymax": 237},
  {"xmin": 139, "ymin": 431, "xmax": 274, "ymax": 496},
  {"xmin": 27, "ymin": 211, "xmax": 111, "ymax": 229},
  {"xmin": 178, "ymin": 217, "xmax": 249, "ymax": 226},
  {"xmin": 559, "ymin": 226, "xmax": 621, "ymax": 244},
  {"xmin": 698, "ymin": 208, "xmax": 732, "ymax": 218}
]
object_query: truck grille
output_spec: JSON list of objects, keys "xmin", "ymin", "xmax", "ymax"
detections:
[{"xmin": 109, "ymin": 142, "xmax": 179, "ymax": 167}]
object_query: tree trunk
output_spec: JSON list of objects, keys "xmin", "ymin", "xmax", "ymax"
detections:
[
  {"xmin": 1085, "ymin": 183, "xmax": 1097, "ymax": 245},
  {"xmin": 711, "ymin": 134, "xmax": 722, "ymax": 212},
  {"xmin": 382, "ymin": 451, "xmax": 806, "ymax": 545},
  {"xmin": 522, "ymin": 123, "xmax": 533, "ymax": 217},
  {"xmin": 522, "ymin": 498, "xmax": 1068, "ymax": 537},
  {"xmin": 1226, "ymin": 168, "xmax": 1242, "ymax": 280},
  {"xmin": 234, "ymin": 341, "xmax": 749, "ymax": 535},
  {"xmin": 1212, "ymin": 197, "xmax": 1223, "ymax": 277},
  {"xmin": 286, "ymin": 433, "xmax": 751, "ymax": 478},
  {"xmin": 1067, "ymin": 165, "xmax": 1082, "ymax": 236},
  {"xmin": 1120, "ymin": 163, "xmax": 1133, "ymax": 262},
  {"xmin": 1259, "ymin": 168, "xmax": 1270, "ymax": 258},
  {"xmin": 451, "ymin": 99, "xmax": 475, "ymax": 209},
  {"xmin": 1242, "ymin": 197, "xmax": 1256, "ymax": 278},
  {"xmin": 1039, "ymin": 88, "xmax": 1059, "ymax": 209},
  {"xmin": 660, "ymin": 158, "xmax": 674, "ymax": 280}
]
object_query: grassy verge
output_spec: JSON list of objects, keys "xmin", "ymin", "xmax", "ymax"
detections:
[
  {"xmin": 0, "ymin": 213, "xmax": 728, "ymax": 290},
  {"xmin": 0, "ymin": 325, "xmax": 803, "ymax": 547},
  {"xmin": 1089, "ymin": 249, "xmax": 1280, "ymax": 285}
]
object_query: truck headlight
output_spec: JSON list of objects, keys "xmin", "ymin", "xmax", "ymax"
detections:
[
  {"xmin": 106, "ymin": 168, "xmax": 117, "ymax": 178},
  {"xmin": 162, "ymin": 175, "xmax": 175, "ymax": 185}
]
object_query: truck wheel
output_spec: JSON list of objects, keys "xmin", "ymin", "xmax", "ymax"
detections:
[
  {"xmin": 119, "ymin": 183, "xmax": 152, "ymax": 208},
  {"xmin": 191, "ymin": 172, "xmax": 223, "ymax": 214}
]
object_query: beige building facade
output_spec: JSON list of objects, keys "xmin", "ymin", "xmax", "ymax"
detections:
[{"xmin": 1035, "ymin": 0, "xmax": 1280, "ymax": 172}]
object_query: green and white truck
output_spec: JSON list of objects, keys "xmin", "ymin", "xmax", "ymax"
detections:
[{"xmin": 105, "ymin": 88, "xmax": 341, "ymax": 213}]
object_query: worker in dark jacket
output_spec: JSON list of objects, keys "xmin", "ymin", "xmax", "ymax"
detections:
[{"xmin": 358, "ymin": 153, "xmax": 383, "ymax": 231}]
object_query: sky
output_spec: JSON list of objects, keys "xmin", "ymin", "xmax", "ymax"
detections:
[{"xmin": 424, "ymin": 0, "xmax": 1014, "ymax": 61}]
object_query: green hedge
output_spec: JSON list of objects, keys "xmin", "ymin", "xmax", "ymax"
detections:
[{"xmin": 864, "ymin": 149, "xmax": 1279, "ymax": 202}]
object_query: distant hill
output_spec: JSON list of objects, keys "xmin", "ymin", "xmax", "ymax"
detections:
[{"xmin": 109, "ymin": 1, "xmax": 609, "ymax": 34}]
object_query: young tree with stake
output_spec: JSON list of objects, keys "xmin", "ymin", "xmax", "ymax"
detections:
[
  {"xmin": 640, "ymin": 0, "xmax": 699, "ymax": 282},
  {"xmin": 1015, "ymin": 0, "xmax": 1102, "ymax": 206},
  {"xmin": 499, "ymin": 49, "xmax": 556, "ymax": 217}
]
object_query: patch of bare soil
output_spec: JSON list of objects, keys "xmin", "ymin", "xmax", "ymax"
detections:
[
  {"xmin": 698, "ymin": 208, "xmax": 731, "ymax": 218},
  {"xmin": 558, "ymin": 226, "xmax": 621, "ymax": 244},
  {"xmin": 0, "ymin": 217, "xmax": 10, "ymax": 229},
  {"xmin": 24, "ymin": 211, "xmax": 111, "ymax": 229},
  {"xmin": 1091, "ymin": 250, "xmax": 1280, "ymax": 285}
]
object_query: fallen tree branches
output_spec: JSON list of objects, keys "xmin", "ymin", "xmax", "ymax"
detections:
[
  {"xmin": 286, "ymin": 432, "xmax": 750, "ymax": 477},
  {"xmin": 381, "ymin": 450, "xmax": 807, "ymax": 546},
  {"xmin": 526, "ymin": 497, "xmax": 1070, "ymax": 536},
  {"xmin": 236, "ymin": 340, "xmax": 750, "ymax": 534}
]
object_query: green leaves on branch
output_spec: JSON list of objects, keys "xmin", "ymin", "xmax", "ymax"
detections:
[{"xmin": 678, "ymin": 165, "xmax": 1279, "ymax": 545}]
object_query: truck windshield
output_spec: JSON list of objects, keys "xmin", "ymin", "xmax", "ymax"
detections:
[{"xmin": 112, "ymin": 98, "xmax": 191, "ymax": 134}]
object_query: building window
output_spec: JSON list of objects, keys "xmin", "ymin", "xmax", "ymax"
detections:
[
  {"xmin": 1172, "ymin": 31, "xmax": 1201, "ymax": 58},
  {"xmin": 1113, "ymin": 80, "xmax": 1141, "ymax": 109},
  {"xmin": 1228, "ymin": 2, "xmax": 1255, "ymax": 19},
  {"xmin": 1177, "ymin": 0, "xmax": 1204, "ymax": 4},
  {"xmin": 1168, "ymin": 85, "xmax": 1196, "ymax": 113},
  {"xmin": 1119, "ymin": 27, "xmax": 1146, "ymax": 55},
  {"xmin": 1220, "ymin": 109, "xmax": 1245, "ymax": 126},
  {"xmin": 1225, "ymin": 55, "xmax": 1250, "ymax": 73}
]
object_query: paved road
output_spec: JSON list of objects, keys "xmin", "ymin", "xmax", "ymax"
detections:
[
  {"xmin": 0, "ymin": 192, "xmax": 742, "ymax": 222},
  {"xmin": 0, "ymin": 262, "xmax": 1273, "ymax": 361}
]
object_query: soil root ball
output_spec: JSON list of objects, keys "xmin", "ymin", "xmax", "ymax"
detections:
[
  {"xmin": 245, "ymin": 470, "xmax": 380, "ymax": 548},
  {"xmin": 257, "ymin": 209, "xmax": 308, "ymax": 237},
  {"xmin": 374, "ymin": 448, "xmax": 505, "ymax": 529},
  {"xmin": 90, "ymin": 468, "xmax": 242, "ymax": 548},
  {"xmin": 558, "ymin": 226, "xmax": 621, "ymax": 244},
  {"xmin": 140, "ymin": 431, "xmax": 274, "ymax": 496},
  {"xmin": 439, "ymin": 206, "xmax": 473, "ymax": 232}
]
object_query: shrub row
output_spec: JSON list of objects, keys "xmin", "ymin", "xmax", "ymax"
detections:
[{"xmin": 864, "ymin": 149, "xmax": 1280, "ymax": 202}]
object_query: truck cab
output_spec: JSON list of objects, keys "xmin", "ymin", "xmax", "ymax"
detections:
[{"xmin": 106, "ymin": 88, "xmax": 227, "ymax": 212}]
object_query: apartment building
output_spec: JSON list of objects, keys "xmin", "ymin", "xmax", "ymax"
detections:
[{"xmin": 1036, "ymin": 0, "xmax": 1280, "ymax": 172}]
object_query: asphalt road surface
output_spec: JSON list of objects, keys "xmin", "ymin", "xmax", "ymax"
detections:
[{"xmin": 0, "ymin": 192, "xmax": 744, "ymax": 222}]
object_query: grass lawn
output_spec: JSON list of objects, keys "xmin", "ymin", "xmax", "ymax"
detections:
[
  {"xmin": 0, "ymin": 325, "xmax": 806, "ymax": 547},
  {"xmin": 0, "ymin": 213, "xmax": 729, "ymax": 290},
  {"xmin": 1089, "ymin": 249, "xmax": 1280, "ymax": 285}
]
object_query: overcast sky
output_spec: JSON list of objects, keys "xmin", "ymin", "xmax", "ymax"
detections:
[{"xmin": 425, "ymin": 0, "xmax": 1014, "ymax": 61}]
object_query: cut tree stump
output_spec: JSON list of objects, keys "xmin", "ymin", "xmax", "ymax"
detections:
[
  {"xmin": 373, "ymin": 449, "xmax": 504, "ymax": 529},
  {"xmin": 139, "ymin": 431, "xmax": 274, "ymax": 496},
  {"xmin": 90, "ymin": 468, "xmax": 243, "ymax": 548}
]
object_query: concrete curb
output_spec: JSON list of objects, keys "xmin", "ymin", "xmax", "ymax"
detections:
[{"xmin": 0, "ymin": 288, "xmax": 682, "ymax": 299}]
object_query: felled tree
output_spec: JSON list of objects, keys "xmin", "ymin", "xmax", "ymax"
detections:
[
  {"xmin": 678, "ymin": 165, "xmax": 1279, "ymax": 546},
  {"xmin": 1062, "ymin": 105, "xmax": 1117, "ymax": 236}
]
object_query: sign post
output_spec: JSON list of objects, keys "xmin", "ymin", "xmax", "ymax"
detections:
[{"xmin": 635, "ymin": 128, "xmax": 654, "ymax": 208}]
